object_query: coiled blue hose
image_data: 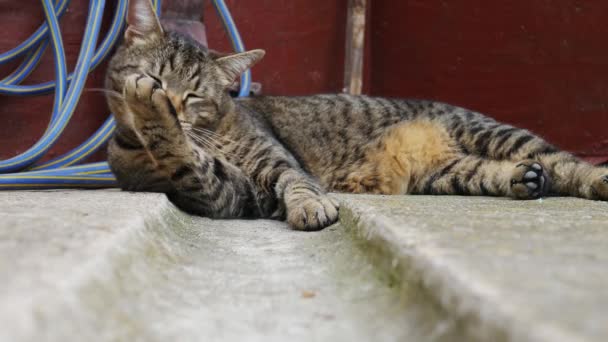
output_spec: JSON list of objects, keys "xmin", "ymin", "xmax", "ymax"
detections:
[{"xmin": 0, "ymin": 0, "xmax": 251, "ymax": 189}]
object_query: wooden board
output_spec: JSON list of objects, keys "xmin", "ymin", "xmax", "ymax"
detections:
[{"xmin": 2, "ymin": 0, "xmax": 607, "ymax": 163}]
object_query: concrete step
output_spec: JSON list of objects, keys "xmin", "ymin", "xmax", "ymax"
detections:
[
  {"xmin": 1, "ymin": 190, "xmax": 607, "ymax": 341},
  {"xmin": 340, "ymin": 194, "xmax": 608, "ymax": 342},
  {"xmin": 0, "ymin": 190, "xmax": 459, "ymax": 342}
]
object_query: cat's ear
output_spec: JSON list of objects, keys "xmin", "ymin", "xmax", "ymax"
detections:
[
  {"xmin": 215, "ymin": 49, "xmax": 265, "ymax": 86},
  {"xmin": 208, "ymin": 49, "xmax": 231, "ymax": 60},
  {"xmin": 125, "ymin": 0, "xmax": 163, "ymax": 45}
]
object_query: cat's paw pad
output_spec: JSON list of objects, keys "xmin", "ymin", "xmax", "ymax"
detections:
[
  {"xmin": 589, "ymin": 174, "xmax": 608, "ymax": 200},
  {"xmin": 287, "ymin": 195, "xmax": 339, "ymax": 231},
  {"xmin": 124, "ymin": 74, "xmax": 170, "ymax": 119},
  {"xmin": 510, "ymin": 161, "xmax": 547, "ymax": 199}
]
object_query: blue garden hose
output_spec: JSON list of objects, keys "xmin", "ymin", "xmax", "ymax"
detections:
[{"xmin": 0, "ymin": 0, "xmax": 252, "ymax": 189}]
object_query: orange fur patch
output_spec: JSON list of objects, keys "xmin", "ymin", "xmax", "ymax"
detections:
[{"xmin": 339, "ymin": 120, "xmax": 458, "ymax": 194}]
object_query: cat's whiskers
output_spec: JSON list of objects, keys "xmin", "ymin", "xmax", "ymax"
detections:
[
  {"xmin": 191, "ymin": 127, "xmax": 231, "ymax": 141},
  {"xmin": 84, "ymin": 88, "xmax": 124, "ymax": 100},
  {"xmin": 186, "ymin": 132, "xmax": 239, "ymax": 158},
  {"xmin": 187, "ymin": 134, "xmax": 218, "ymax": 154},
  {"xmin": 180, "ymin": 121, "xmax": 193, "ymax": 131},
  {"xmin": 191, "ymin": 129, "xmax": 232, "ymax": 146},
  {"xmin": 190, "ymin": 131, "xmax": 245, "ymax": 156},
  {"xmin": 190, "ymin": 127, "xmax": 247, "ymax": 149},
  {"xmin": 192, "ymin": 137, "xmax": 239, "ymax": 159},
  {"xmin": 186, "ymin": 131, "xmax": 215, "ymax": 149}
]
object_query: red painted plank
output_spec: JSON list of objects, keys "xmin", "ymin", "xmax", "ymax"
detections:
[
  {"xmin": 369, "ymin": 1, "xmax": 608, "ymax": 159},
  {"xmin": 203, "ymin": 0, "xmax": 348, "ymax": 95}
]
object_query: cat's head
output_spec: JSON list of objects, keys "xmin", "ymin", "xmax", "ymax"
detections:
[{"xmin": 106, "ymin": 0, "xmax": 264, "ymax": 130}]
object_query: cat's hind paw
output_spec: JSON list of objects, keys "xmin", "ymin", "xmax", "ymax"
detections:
[
  {"xmin": 510, "ymin": 160, "xmax": 548, "ymax": 199},
  {"xmin": 589, "ymin": 174, "xmax": 608, "ymax": 200}
]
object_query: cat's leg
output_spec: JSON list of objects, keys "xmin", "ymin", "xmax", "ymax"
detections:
[
  {"xmin": 439, "ymin": 111, "xmax": 608, "ymax": 200},
  {"xmin": 491, "ymin": 133, "xmax": 608, "ymax": 200},
  {"xmin": 234, "ymin": 136, "xmax": 339, "ymax": 231},
  {"xmin": 471, "ymin": 127, "xmax": 608, "ymax": 200},
  {"xmin": 108, "ymin": 126, "xmax": 174, "ymax": 193},
  {"xmin": 118, "ymin": 74, "xmax": 262, "ymax": 218},
  {"xmin": 526, "ymin": 152, "xmax": 608, "ymax": 200},
  {"xmin": 412, "ymin": 155, "xmax": 548, "ymax": 199},
  {"xmin": 437, "ymin": 108, "xmax": 558, "ymax": 160},
  {"xmin": 274, "ymin": 168, "xmax": 339, "ymax": 230},
  {"xmin": 107, "ymin": 72, "xmax": 172, "ymax": 192}
]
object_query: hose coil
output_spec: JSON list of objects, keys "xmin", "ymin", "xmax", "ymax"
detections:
[{"xmin": 0, "ymin": 0, "xmax": 250, "ymax": 189}]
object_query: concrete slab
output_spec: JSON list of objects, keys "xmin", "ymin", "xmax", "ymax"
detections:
[
  {"xmin": 4, "ymin": 190, "xmax": 607, "ymax": 341},
  {"xmin": 0, "ymin": 190, "xmax": 168, "ymax": 341},
  {"xmin": 340, "ymin": 195, "xmax": 608, "ymax": 342},
  {"xmin": 0, "ymin": 190, "xmax": 459, "ymax": 342}
]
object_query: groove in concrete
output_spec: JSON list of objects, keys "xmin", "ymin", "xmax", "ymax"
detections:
[
  {"xmin": 339, "ymin": 194, "xmax": 608, "ymax": 342},
  {"xmin": 0, "ymin": 190, "xmax": 464, "ymax": 342}
]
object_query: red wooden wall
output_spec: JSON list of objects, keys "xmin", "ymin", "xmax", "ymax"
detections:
[
  {"xmin": 203, "ymin": 0, "xmax": 349, "ymax": 95},
  {"xmin": 1, "ymin": 0, "xmax": 607, "ymax": 164},
  {"xmin": 368, "ymin": 1, "xmax": 608, "ymax": 162}
]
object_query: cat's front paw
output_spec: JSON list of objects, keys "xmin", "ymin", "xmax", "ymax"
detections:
[
  {"xmin": 286, "ymin": 194, "xmax": 339, "ymax": 231},
  {"xmin": 510, "ymin": 160, "xmax": 548, "ymax": 199},
  {"xmin": 124, "ymin": 74, "xmax": 173, "ymax": 121}
]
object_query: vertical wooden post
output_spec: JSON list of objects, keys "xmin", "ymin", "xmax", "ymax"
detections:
[{"xmin": 343, "ymin": 0, "xmax": 367, "ymax": 95}]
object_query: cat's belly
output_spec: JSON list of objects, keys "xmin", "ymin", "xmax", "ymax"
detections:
[{"xmin": 321, "ymin": 119, "xmax": 459, "ymax": 195}]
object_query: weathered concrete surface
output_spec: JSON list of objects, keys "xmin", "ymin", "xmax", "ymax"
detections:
[
  {"xmin": 0, "ymin": 190, "xmax": 459, "ymax": 342},
  {"xmin": 340, "ymin": 195, "xmax": 608, "ymax": 342},
  {"xmin": 3, "ymin": 190, "xmax": 607, "ymax": 342},
  {"xmin": 0, "ymin": 190, "xmax": 168, "ymax": 341}
]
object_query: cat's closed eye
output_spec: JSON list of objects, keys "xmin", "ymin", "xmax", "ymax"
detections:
[
  {"xmin": 186, "ymin": 99, "xmax": 217, "ymax": 118},
  {"xmin": 184, "ymin": 93, "xmax": 203, "ymax": 104},
  {"xmin": 146, "ymin": 74, "xmax": 164, "ymax": 88}
]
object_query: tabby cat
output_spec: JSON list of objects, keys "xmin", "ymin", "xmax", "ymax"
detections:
[{"xmin": 106, "ymin": 0, "xmax": 608, "ymax": 230}]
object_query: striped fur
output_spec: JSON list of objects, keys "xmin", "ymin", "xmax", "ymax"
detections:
[{"xmin": 106, "ymin": 0, "xmax": 608, "ymax": 230}]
